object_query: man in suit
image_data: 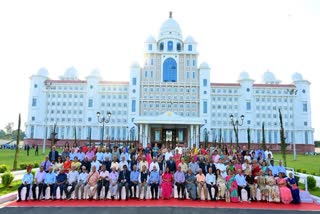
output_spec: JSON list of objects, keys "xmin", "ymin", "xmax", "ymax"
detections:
[
  {"xmin": 49, "ymin": 146, "xmax": 59, "ymax": 163},
  {"xmin": 117, "ymin": 165, "xmax": 131, "ymax": 200},
  {"xmin": 166, "ymin": 156, "xmax": 176, "ymax": 173}
]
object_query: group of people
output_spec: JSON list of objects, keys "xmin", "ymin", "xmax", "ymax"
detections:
[{"xmin": 16, "ymin": 142, "xmax": 300, "ymax": 204}]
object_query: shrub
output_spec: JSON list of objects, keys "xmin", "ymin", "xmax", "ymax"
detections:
[
  {"xmin": 31, "ymin": 170, "xmax": 36, "ymax": 178},
  {"xmin": 307, "ymin": 176, "xmax": 316, "ymax": 190},
  {"xmin": 311, "ymin": 171, "xmax": 316, "ymax": 176},
  {"xmin": 19, "ymin": 163, "xmax": 27, "ymax": 170},
  {"xmin": 294, "ymin": 176, "xmax": 300, "ymax": 184},
  {"xmin": 0, "ymin": 164, "xmax": 8, "ymax": 173},
  {"xmin": 302, "ymin": 169, "xmax": 307, "ymax": 174},
  {"xmin": 33, "ymin": 162, "xmax": 39, "ymax": 168},
  {"xmin": 1, "ymin": 172, "xmax": 14, "ymax": 187},
  {"xmin": 296, "ymin": 169, "xmax": 301, "ymax": 173}
]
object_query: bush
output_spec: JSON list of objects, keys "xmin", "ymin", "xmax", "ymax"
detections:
[
  {"xmin": 302, "ymin": 169, "xmax": 307, "ymax": 174},
  {"xmin": 33, "ymin": 162, "xmax": 39, "ymax": 168},
  {"xmin": 296, "ymin": 169, "xmax": 301, "ymax": 173},
  {"xmin": 1, "ymin": 172, "xmax": 14, "ymax": 187},
  {"xmin": 311, "ymin": 171, "xmax": 316, "ymax": 176},
  {"xmin": 31, "ymin": 170, "xmax": 36, "ymax": 178},
  {"xmin": 19, "ymin": 163, "xmax": 27, "ymax": 170},
  {"xmin": 0, "ymin": 164, "xmax": 8, "ymax": 173},
  {"xmin": 307, "ymin": 176, "xmax": 316, "ymax": 190},
  {"xmin": 294, "ymin": 176, "xmax": 300, "ymax": 184}
]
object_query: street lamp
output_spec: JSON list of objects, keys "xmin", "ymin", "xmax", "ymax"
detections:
[
  {"xmin": 96, "ymin": 111, "xmax": 111, "ymax": 146},
  {"xmin": 230, "ymin": 114, "xmax": 244, "ymax": 147}
]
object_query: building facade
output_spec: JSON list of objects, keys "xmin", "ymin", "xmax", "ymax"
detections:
[{"xmin": 25, "ymin": 14, "xmax": 314, "ymax": 152}]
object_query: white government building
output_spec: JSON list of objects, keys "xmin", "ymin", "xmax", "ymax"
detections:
[{"xmin": 25, "ymin": 13, "xmax": 314, "ymax": 152}]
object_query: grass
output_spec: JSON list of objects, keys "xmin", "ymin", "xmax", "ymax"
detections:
[
  {"xmin": 273, "ymin": 153, "xmax": 320, "ymax": 176},
  {"xmin": 298, "ymin": 183, "xmax": 320, "ymax": 197},
  {"xmin": 0, "ymin": 148, "xmax": 61, "ymax": 171},
  {"xmin": 0, "ymin": 180, "xmax": 20, "ymax": 196}
]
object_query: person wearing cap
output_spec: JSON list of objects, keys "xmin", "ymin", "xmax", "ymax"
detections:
[
  {"xmin": 17, "ymin": 166, "xmax": 34, "ymax": 202},
  {"xmin": 74, "ymin": 166, "xmax": 88, "ymax": 200},
  {"xmin": 117, "ymin": 165, "xmax": 130, "ymax": 200},
  {"xmin": 64, "ymin": 165, "xmax": 79, "ymax": 200},
  {"xmin": 32, "ymin": 166, "xmax": 46, "ymax": 200},
  {"xmin": 43, "ymin": 166, "xmax": 56, "ymax": 200}
]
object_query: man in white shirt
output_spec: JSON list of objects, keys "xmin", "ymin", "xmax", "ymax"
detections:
[
  {"xmin": 205, "ymin": 167, "xmax": 217, "ymax": 201},
  {"xmin": 165, "ymin": 148, "xmax": 173, "ymax": 161},
  {"xmin": 74, "ymin": 166, "xmax": 88, "ymax": 200},
  {"xmin": 149, "ymin": 157, "xmax": 159, "ymax": 172},
  {"xmin": 91, "ymin": 156, "xmax": 101, "ymax": 171},
  {"xmin": 32, "ymin": 166, "xmax": 46, "ymax": 200},
  {"xmin": 97, "ymin": 165, "xmax": 110, "ymax": 200},
  {"xmin": 139, "ymin": 156, "xmax": 148, "ymax": 172},
  {"xmin": 64, "ymin": 165, "xmax": 79, "ymax": 200},
  {"xmin": 103, "ymin": 148, "xmax": 112, "ymax": 162},
  {"xmin": 119, "ymin": 156, "xmax": 129, "ymax": 171},
  {"xmin": 265, "ymin": 147, "xmax": 273, "ymax": 159},
  {"xmin": 96, "ymin": 148, "xmax": 105, "ymax": 163},
  {"xmin": 111, "ymin": 156, "xmax": 120, "ymax": 171},
  {"xmin": 215, "ymin": 158, "xmax": 227, "ymax": 178}
]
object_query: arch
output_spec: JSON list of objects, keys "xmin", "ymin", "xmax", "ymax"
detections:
[
  {"xmin": 163, "ymin": 58, "xmax": 177, "ymax": 82},
  {"xmin": 177, "ymin": 43, "xmax": 181, "ymax": 51},
  {"xmin": 167, "ymin": 41, "xmax": 173, "ymax": 51},
  {"xmin": 160, "ymin": 42, "xmax": 164, "ymax": 51}
]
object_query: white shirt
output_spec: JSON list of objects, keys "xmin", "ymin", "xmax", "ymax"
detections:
[
  {"xmin": 149, "ymin": 162, "xmax": 159, "ymax": 172},
  {"xmin": 103, "ymin": 152, "xmax": 112, "ymax": 161},
  {"xmin": 206, "ymin": 173, "xmax": 216, "ymax": 185},
  {"xmin": 91, "ymin": 160, "xmax": 101, "ymax": 171},
  {"xmin": 96, "ymin": 152, "xmax": 104, "ymax": 162},
  {"xmin": 78, "ymin": 172, "xmax": 88, "ymax": 183},
  {"xmin": 175, "ymin": 147, "xmax": 182, "ymax": 155},
  {"xmin": 77, "ymin": 152, "xmax": 85, "ymax": 162},
  {"xmin": 215, "ymin": 163, "xmax": 227, "ymax": 178},
  {"xmin": 119, "ymin": 161, "xmax": 129, "ymax": 171},
  {"xmin": 67, "ymin": 170, "xmax": 79, "ymax": 184},
  {"xmin": 99, "ymin": 170, "xmax": 109, "ymax": 179},
  {"xmin": 165, "ymin": 152, "xmax": 173, "ymax": 161}
]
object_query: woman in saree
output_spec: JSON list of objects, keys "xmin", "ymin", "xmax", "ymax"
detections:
[
  {"xmin": 216, "ymin": 169, "xmax": 227, "ymax": 200},
  {"xmin": 277, "ymin": 172, "xmax": 293, "ymax": 204},
  {"xmin": 260, "ymin": 161, "xmax": 268, "ymax": 175},
  {"xmin": 185, "ymin": 168, "xmax": 197, "ymax": 200},
  {"xmin": 225, "ymin": 169, "xmax": 239, "ymax": 202},
  {"xmin": 266, "ymin": 169, "xmax": 280, "ymax": 202},
  {"xmin": 173, "ymin": 149, "xmax": 181, "ymax": 169},
  {"xmin": 257, "ymin": 170, "xmax": 268, "ymax": 201},
  {"xmin": 287, "ymin": 172, "xmax": 300, "ymax": 204},
  {"xmin": 161, "ymin": 166, "xmax": 173, "ymax": 199}
]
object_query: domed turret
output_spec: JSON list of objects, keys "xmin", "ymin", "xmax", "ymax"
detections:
[
  {"xmin": 37, "ymin": 67, "xmax": 49, "ymax": 77},
  {"xmin": 292, "ymin": 72, "xmax": 303, "ymax": 82},
  {"xmin": 89, "ymin": 69, "xmax": 101, "ymax": 78},
  {"xmin": 61, "ymin": 67, "xmax": 79, "ymax": 80},
  {"xmin": 145, "ymin": 35, "xmax": 156, "ymax": 43},
  {"xmin": 159, "ymin": 12, "xmax": 182, "ymax": 40},
  {"xmin": 199, "ymin": 62, "xmax": 210, "ymax": 69},
  {"xmin": 184, "ymin": 36, "xmax": 196, "ymax": 44},
  {"xmin": 238, "ymin": 71, "xmax": 250, "ymax": 81},
  {"xmin": 262, "ymin": 70, "xmax": 280, "ymax": 84},
  {"xmin": 130, "ymin": 62, "xmax": 140, "ymax": 69}
]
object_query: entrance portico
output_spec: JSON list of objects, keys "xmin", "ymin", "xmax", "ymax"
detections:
[{"xmin": 134, "ymin": 111, "xmax": 204, "ymax": 148}]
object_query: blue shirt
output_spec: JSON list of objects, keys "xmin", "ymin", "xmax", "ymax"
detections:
[
  {"xmin": 278, "ymin": 165, "xmax": 286, "ymax": 174},
  {"xmin": 56, "ymin": 173, "xmax": 67, "ymax": 184},
  {"xmin": 235, "ymin": 174, "xmax": 247, "ymax": 186},
  {"xmin": 130, "ymin": 170, "xmax": 139, "ymax": 182},
  {"xmin": 149, "ymin": 170, "xmax": 160, "ymax": 184},
  {"xmin": 268, "ymin": 165, "xmax": 279, "ymax": 176},
  {"xmin": 22, "ymin": 173, "xmax": 33, "ymax": 185},
  {"xmin": 45, "ymin": 172, "xmax": 56, "ymax": 184}
]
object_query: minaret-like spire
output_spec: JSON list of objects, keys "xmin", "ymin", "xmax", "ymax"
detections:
[{"xmin": 169, "ymin": 11, "xmax": 172, "ymax": 18}]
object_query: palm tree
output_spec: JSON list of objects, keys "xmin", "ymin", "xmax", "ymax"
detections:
[
  {"xmin": 261, "ymin": 122, "xmax": 266, "ymax": 150},
  {"xmin": 247, "ymin": 127, "xmax": 251, "ymax": 151},
  {"xmin": 279, "ymin": 108, "xmax": 287, "ymax": 167}
]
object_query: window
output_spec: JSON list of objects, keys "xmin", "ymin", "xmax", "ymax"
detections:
[
  {"xmin": 34, "ymin": 84, "xmax": 38, "ymax": 88},
  {"xmin": 32, "ymin": 98, "xmax": 37, "ymax": 107},
  {"xmin": 132, "ymin": 77, "xmax": 136, "ymax": 85},
  {"xmin": 144, "ymin": 71, "xmax": 147, "ymax": 78},
  {"xmin": 160, "ymin": 42, "xmax": 164, "ymax": 51},
  {"xmin": 246, "ymin": 101, "xmax": 251, "ymax": 111},
  {"xmin": 131, "ymin": 100, "xmax": 136, "ymax": 112},
  {"xmin": 88, "ymin": 117, "xmax": 92, "ymax": 122},
  {"xmin": 192, "ymin": 72, "xmax": 195, "ymax": 79},
  {"xmin": 186, "ymin": 72, "xmax": 189, "ymax": 79},
  {"xmin": 163, "ymin": 58, "xmax": 177, "ymax": 82},
  {"xmin": 203, "ymin": 79, "xmax": 207, "ymax": 87},
  {"xmin": 148, "ymin": 44, "xmax": 152, "ymax": 51},
  {"xmin": 150, "ymin": 71, "xmax": 153, "ymax": 78},
  {"xmin": 177, "ymin": 43, "xmax": 181, "ymax": 51},
  {"xmin": 303, "ymin": 103, "xmax": 308, "ymax": 112},
  {"xmin": 186, "ymin": 60, "xmax": 190, "ymax": 66},
  {"xmin": 304, "ymin": 121, "xmax": 308, "ymax": 126},
  {"xmin": 167, "ymin": 41, "xmax": 173, "ymax": 51},
  {"xmin": 31, "ymin": 116, "xmax": 35, "ymax": 121},
  {"xmin": 88, "ymin": 99, "xmax": 93, "ymax": 107},
  {"xmin": 203, "ymin": 101, "xmax": 208, "ymax": 114},
  {"xmin": 188, "ymin": 45, "xmax": 192, "ymax": 51},
  {"xmin": 192, "ymin": 60, "xmax": 196, "ymax": 67}
]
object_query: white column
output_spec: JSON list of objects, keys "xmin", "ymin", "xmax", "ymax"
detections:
[
  {"xmin": 188, "ymin": 126, "xmax": 191, "ymax": 148},
  {"xmin": 190, "ymin": 125, "xmax": 194, "ymax": 147},
  {"xmin": 195, "ymin": 125, "xmax": 199, "ymax": 148},
  {"xmin": 139, "ymin": 124, "xmax": 143, "ymax": 146},
  {"xmin": 144, "ymin": 124, "xmax": 149, "ymax": 147}
]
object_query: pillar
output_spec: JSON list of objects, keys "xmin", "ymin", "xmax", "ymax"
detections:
[{"xmin": 195, "ymin": 125, "xmax": 199, "ymax": 148}]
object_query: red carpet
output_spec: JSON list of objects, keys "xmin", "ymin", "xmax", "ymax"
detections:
[{"xmin": 6, "ymin": 199, "xmax": 320, "ymax": 211}]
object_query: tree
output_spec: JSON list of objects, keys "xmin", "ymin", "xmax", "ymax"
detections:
[
  {"xmin": 0, "ymin": 129, "xmax": 6, "ymax": 138},
  {"xmin": 50, "ymin": 123, "xmax": 57, "ymax": 149},
  {"xmin": 279, "ymin": 108, "xmax": 287, "ymax": 167},
  {"xmin": 219, "ymin": 128, "xmax": 222, "ymax": 147},
  {"xmin": 247, "ymin": 127, "xmax": 251, "ymax": 151},
  {"xmin": 5, "ymin": 122, "xmax": 14, "ymax": 135},
  {"xmin": 74, "ymin": 126, "xmax": 77, "ymax": 147},
  {"xmin": 13, "ymin": 114, "xmax": 21, "ymax": 170},
  {"xmin": 261, "ymin": 122, "xmax": 266, "ymax": 150},
  {"xmin": 12, "ymin": 130, "xmax": 26, "ymax": 140}
]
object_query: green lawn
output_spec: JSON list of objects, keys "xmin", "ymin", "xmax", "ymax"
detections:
[
  {"xmin": 0, "ymin": 148, "xmax": 61, "ymax": 171},
  {"xmin": 273, "ymin": 153, "xmax": 320, "ymax": 176},
  {"xmin": 0, "ymin": 180, "xmax": 20, "ymax": 196}
]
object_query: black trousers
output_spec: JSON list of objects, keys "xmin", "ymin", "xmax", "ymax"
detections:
[
  {"xmin": 97, "ymin": 180, "xmax": 109, "ymax": 198},
  {"xmin": 32, "ymin": 183, "xmax": 44, "ymax": 199},
  {"xmin": 129, "ymin": 182, "xmax": 138, "ymax": 197},
  {"xmin": 43, "ymin": 184, "xmax": 54, "ymax": 197},
  {"xmin": 206, "ymin": 184, "xmax": 218, "ymax": 200},
  {"xmin": 150, "ymin": 183, "xmax": 158, "ymax": 199},
  {"xmin": 18, "ymin": 184, "xmax": 30, "ymax": 200},
  {"xmin": 175, "ymin": 183, "xmax": 185, "ymax": 197},
  {"xmin": 237, "ymin": 185, "xmax": 250, "ymax": 200}
]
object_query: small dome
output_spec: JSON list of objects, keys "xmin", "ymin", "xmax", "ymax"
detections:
[
  {"xmin": 159, "ymin": 12, "xmax": 182, "ymax": 40},
  {"xmin": 239, "ymin": 71, "xmax": 250, "ymax": 81},
  {"xmin": 62, "ymin": 67, "xmax": 78, "ymax": 80},
  {"xmin": 184, "ymin": 36, "xmax": 196, "ymax": 44},
  {"xmin": 292, "ymin": 72, "xmax": 303, "ymax": 82},
  {"xmin": 199, "ymin": 62, "xmax": 210, "ymax": 69},
  {"xmin": 37, "ymin": 67, "xmax": 49, "ymax": 77},
  {"xmin": 89, "ymin": 69, "xmax": 101, "ymax": 78},
  {"xmin": 145, "ymin": 35, "xmax": 156, "ymax": 43},
  {"xmin": 263, "ymin": 70, "xmax": 276, "ymax": 83},
  {"xmin": 130, "ymin": 62, "xmax": 140, "ymax": 68}
]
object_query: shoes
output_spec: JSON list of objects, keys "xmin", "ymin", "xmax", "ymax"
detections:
[
  {"xmin": 111, "ymin": 196, "xmax": 114, "ymax": 201},
  {"xmin": 143, "ymin": 197, "xmax": 146, "ymax": 201},
  {"xmin": 17, "ymin": 199, "xmax": 21, "ymax": 202}
]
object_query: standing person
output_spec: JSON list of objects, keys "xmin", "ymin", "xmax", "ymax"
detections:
[
  {"xmin": 32, "ymin": 166, "xmax": 46, "ymax": 200},
  {"xmin": 35, "ymin": 145, "xmax": 39, "ymax": 156},
  {"xmin": 152, "ymin": 143, "xmax": 159, "ymax": 158},
  {"xmin": 161, "ymin": 166, "xmax": 173, "ymax": 200},
  {"xmin": 64, "ymin": 166, "xmax": 79, "ymax": 200},
  {"xmin": 17, "ymin": 166, "xmax": 34, "ymax": 202},
  {"xmin": 85, "ymin": 165, "xmax": 99, "ymax": 200},
  {"xmin": 26, "ymin": 144, "xmax": 30, "ymax": 156},
  {"xmin": 43, "ymin": 167, "xmax": 55, "ymax": 200},
  {"xmin": 41, "ymin": 156, "xmax": 53, "ymax": 173},
  {"xmin": 49, "ymin": 146, "xmax": 59, "ymax": 163},
  {"xmin": 118, "ymin": 165, "xmax": 130, "ymax": 200},
  {"xmin": 138, "ymin": 165, "xmax": 149, "ymax": 200},
  {"xmin": 174, "ymin": 166, "xmax": 185, "ymax": 199},
  {"xmin": 109, "ymin": 167, "xmax": 119, "ymax": 200},
  {"xmin": 206, "ymin": 167, "xmax": 218, "ymax": 201},
  {"xmin": 96, "ymin": 165, "xmax": 110, "ymax": 200},
  {"xmin": 61, "ymin": 147, "xmax": 70, "ymax": 162},
  {"xmin": 53, "ymin": 168, "xmax": 67, "ymax": 200},
  {"xmin": 149, "ymin": 165, "xmax": 160, "ymax": 200},
  {"xmin": 74, "ymin": 166, "xmax": 88, "ymax": 200}
]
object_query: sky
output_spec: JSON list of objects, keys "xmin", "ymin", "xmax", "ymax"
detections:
[{"xmin": 0, "ymin": 0, "xmax": 320, "ymax": 139}]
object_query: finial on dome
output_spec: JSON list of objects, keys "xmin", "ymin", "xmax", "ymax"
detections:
[{"xmin": 169, "ymin": 11, "xmax": 172, "ymax": 18}]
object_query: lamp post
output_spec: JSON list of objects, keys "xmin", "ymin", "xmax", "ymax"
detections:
[
  {"xmin": 42, "ymin": 81, "xmax": 54, "ymax": 154},
  {"xmin": 230, "ymin": 114, "xmax": 245, "ymax": 148},
  {"xmin": 96, "ymin": 111, "xmax": 111, "ymax": 146}
]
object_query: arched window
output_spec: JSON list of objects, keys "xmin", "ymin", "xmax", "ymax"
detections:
[
  {"xmin": 163, "ymin": 58, "xmax": 177, "ymax": 82},
  {"xmin": 177, "ymin": 43, "xmax": 181, "ymax": 51},
  {"xmin": 160, "ymin": 42, "xmax": 164, "ymax": 51},
  {"xmin": 167, "ymin": 41, "xmax": 173, "ymax": 51}
]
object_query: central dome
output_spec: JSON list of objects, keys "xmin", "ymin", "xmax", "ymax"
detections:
[{"xmin": 159, "ymin": 12, "xmax": 182, "ymax": 40}]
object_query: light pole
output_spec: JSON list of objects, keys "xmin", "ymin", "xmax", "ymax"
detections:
[
  {"xmin": 96, "ymin": 111, "xmax": 111, "ymax": 146},
  {"xmin": 230, "ymin": 114, "xmax": 244, "ymax": 148},
  {"xmin": 42, "ymin": 81, "xmax": 53, "ymax": 154}
]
